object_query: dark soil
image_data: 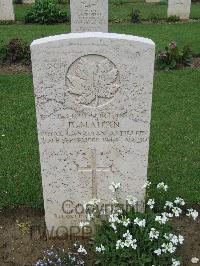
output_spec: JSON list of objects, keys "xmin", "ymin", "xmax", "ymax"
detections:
[
  {"xmin": 0, "ymin": 206, "xmax": 199, "ymax": 266},
  {"xmin": 1, "ymin": 57, "xmax": 200, "ymax": 75},
  {"xmin": 193, "ymin": 57, "xmax": 200, "ymax": 68},
  {"xmin": 172, "ymin": 207, "xmax": 200, "ymax": 265},
  {"xmin": 0, "ymin": 207, "xmax": 81, "ymax": 266},
  {"xmin": 0, "ymin": 63, "xmax": 32, "ymax": 74}
]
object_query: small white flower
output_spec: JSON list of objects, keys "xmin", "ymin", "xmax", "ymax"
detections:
[
  {"xmin": 111, "ymin": 198, "xmax": 119, "ymax": 204},
  {"xmin": 131, "ymin": 243, "xmax": 137, "ymax": 249},
  {"xmin": 84, "ymin": 198, "xmax": 101, "ymax": 217},
  {"xmin": 174, "ymin": 197, "xmax": 185, "ymax": 206},
  {"xmin": 85, "ymin": 198, "xmax": 101, "ymax": 207},
  {"xmin": 123, "ymin": 230, "xmax": 131, "ymax": 239},
  {"xmin": 164, "ymin": 233, "xmax": 177, "ymax": 244},
  {"xmin": 154, "ymin": 248, "xmax": 162, "ymax": 256},
  {"xmin": 147, "ymin": 199, "xmax": 155, "ymax": 209},
  {"xmin": 116, "ymin": 209, "xmax": 123, "ymax": 214},
  {"xmin": 116, "ymin": 239, "xmax": 124, "ymax": 249},
  {"xmin": 100, "ymin": 208, "xmax": 106, "ymax": 216},
  {"xmin": 77, "ymin": 245, "xmax": 87, "ymax": 255},
  {"xmin": 178, "ymin": 235, "xmax": 184, "ymax": 245},
  {"xmin": 165, "ymin": 212, "xmax": 173, "ymax": 218},
  {"xmin": 121, "ymin": 230, "xmax": 137, "ymax": 249},
  {"xmin": 191, "ymin": 257, "xmax": 199, "ymax": 264},
  {"xmin": 155, "ymin": 213, "xmax": 169, "ymax": 224},
  {"xmin": 172, "ymin": 258, "xmax": 180, "ymax": 266},
  {"xmin": 165, "ymin": 201, "xmax": 174, "ymax": 209},
  {"xmin": 148, "ymin": 228, "xmax": 159, "ymax": 241},
  {"xmin": 157, "ymin": 182, "xmax": 168, "ymax": 191},
  {"xmin": 111, "ymin": 223, "xmax": 117, "ymax": 231},
  {"xmin": 162, "ymin": 242, "xmax": 176, "ymax": 254},
  {"xmin": 134, "ymin": 217, "xmax": 146, "ymax": 227},
  {"xmin": 143, "ymin": 181, "xmax": 151, "ymax": 188},
  {"xmin": 79, "ymin": 221, "xmax": 89, "ymax": 228},
  {"xmin": 109, "ymin": 213, "xmax": 121, "ymax": 224},
  {"xmin": 122, "ymin": 218, "xmax": 130, "ymax": 227},
  {"xmin": 186, "ymin": 209, "xmax": 199, "ymax": 221},
  {"xmin": 86, "ymin": 213, "xmax": 94, "ymax": 221},
  {"xmin": 109, "ymin": 212, "xmax": 121, "ymax": 231},
  {"xmin": 126, "ymin": 195, "xmax": 138, "ymax": 206},
  {"xmin": 1, "ymin": 134, "xmax": 5, "ymax": 137},
  {"xmin": 164, "ymin": 233, "xmax": 184, "ymax": 246},
  {"xmin": 96, "ymin": 244, "xmax": 105, "ymax": 253},
  {"xmin": 172, "ymin": 207, "xmax": 182, "ymax": 217},
  {"xmin": 109, "ymin": 182, "xmax": 121, "ymax": 193}
]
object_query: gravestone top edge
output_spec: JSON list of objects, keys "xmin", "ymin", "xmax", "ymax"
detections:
[{"xmin": 30, "ymin": 32, "xmax": 155, "ymax": 48}]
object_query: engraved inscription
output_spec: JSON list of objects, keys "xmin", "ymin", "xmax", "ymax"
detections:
[
  {"xmin": 66, "ymin": 55, "xmax": 120, "ymax": 108},
  {"xmin": 71, "ymin": 0, "xmax": 107, "ymax": 33}
]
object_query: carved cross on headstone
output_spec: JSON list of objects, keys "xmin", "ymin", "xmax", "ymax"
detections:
[{"xmin": 78, "ymin": 148, "xmax": 113, "ymax": 198}]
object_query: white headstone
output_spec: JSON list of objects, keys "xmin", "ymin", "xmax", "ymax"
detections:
[
  {"xmin": 168, "ymin": 0, "xmax": 191, "ymax": 19},
  {"xmin": 70, "ymin": 0, "xmax": 108, "ymax": 33},
  {"xmin": 0, "ymin": 0, "xmax": 14, "ymax": 21},
  {"xmin": 31, "ymin": 32, "xmax": 155, "ymax": 237}
]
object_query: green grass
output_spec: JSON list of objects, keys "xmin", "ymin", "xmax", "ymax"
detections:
[
  {"xmin": 0, "ymin": 23, "xmax": 200, "ymax": 53},
  {"xmin": 14, "ymin": 1, "xmax": 200, "ymax": 21},
  {"xmin": 0, "ymin": 69, "xmax": 200, "ymax": 208},
  {"xmin": 149, "ymin": 69, "xmax": 200, "ymax": 206},
  {"xmin": 0, "ymin": 75, "xmax": 42, "ymax": 208}
]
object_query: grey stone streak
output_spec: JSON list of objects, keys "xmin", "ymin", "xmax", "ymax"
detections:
[
  {"xmin": 0, "ymin": 0, "xmax": 14, "ymax": 21},
  {"xmin": 70, "ymin": 0, "xmax": 108, "ymax": 32},
  {"xmin": 31, "ymin": 32, "xmax": 155, "ymax": 236}
]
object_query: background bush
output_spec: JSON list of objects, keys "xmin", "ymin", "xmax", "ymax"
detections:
[
  {"xmin": 14, "ymin": 0, "xmax": 23, "ymax": 4},
  {"xmin": 0, "ymin": 39, "xmax": 31, "ymax": 65},
  {"xmin": 25, "ymin": 0, "xmax": 69, "ymax": 24},
  {"xmin": 131, "ymin": 9, "xmax": 141, "ymax": 23},
  {"xmin": 156, "ymin": 41, "xmax": 193, "ymax": 70}
]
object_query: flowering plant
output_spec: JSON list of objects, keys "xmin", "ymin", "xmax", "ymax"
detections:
[
  {"xmin": 35, "ymin": 248, "xmax": 85, "ymax": 266},
  {"xmin": 35, "ymin": 181, "xmax": 198, "ymax": 266},
  {"xmin": 80, "ymin": 181, "xmax": 198, "ymax": 266},
  {"xmin": 156, "ymin": 41, "xmax": 193, "ymax": 70}
]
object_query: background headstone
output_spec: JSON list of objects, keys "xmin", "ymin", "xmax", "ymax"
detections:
[
  {"xmin": 0, "ymin": 0, "xmax": 15, "ymax": 21},
  {"xmin": 23, "ymin": 0, "xmax": 35, "ymax": 3},
  {"xmin": 70, "ymin": 0, "xmax": 108, "ymax": 32},
  {"xmin": 146, "ymin": 0, "xmax": 160, "ymax": 3},
  {"xmin": 168, "ymin": 0, "xmax": 191, "ymax": 19},
  {"xmin": 31, "ymin": 32, "xmax": 155, "ymax": 236}
]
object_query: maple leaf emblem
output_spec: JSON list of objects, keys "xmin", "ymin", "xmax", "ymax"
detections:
[{"xmin": 66, "ymin": 55, "xmax": 120, "ymax": 107}]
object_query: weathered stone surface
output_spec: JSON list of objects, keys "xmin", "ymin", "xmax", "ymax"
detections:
[
  {"xmin": 70, "ymin": 0, "xmax": 108, "ymax": 32},
  {"xmin": 0, "ymin": 0, "xmax": 14, "ymax": 21},
  {"xmin": 168, "ymin": 0, "xmax": 191, "ymax": 19},
  {"xmin": 31, "ymin": 32, "xmax": 155, "ymax": 236}
]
